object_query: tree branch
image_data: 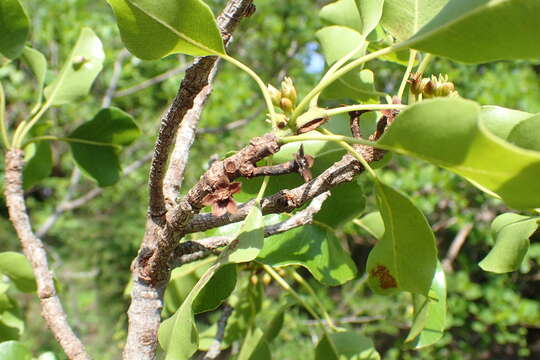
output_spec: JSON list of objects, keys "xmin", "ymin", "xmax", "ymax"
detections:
[
  {"xmin": 173, "ymin": 191, "xmax": 330, "ymax": 266},
  {"xmin": 124, "ymin": 1, "xmax": 256, "ymax": 359},
  {"xmin": 201, "ymin": 304, "xmax": 233, "ymax": 360},
  {"xmin": 4, "ymin": 150, "xmax": 90, "ymax": 360}
]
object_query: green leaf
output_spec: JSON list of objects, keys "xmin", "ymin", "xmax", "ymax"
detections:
[
  {"xmin": 0, "ymin": 0, "xmax": 29, "ymax": 59},
  {"xmin": 479, "ymin": 106, "xmax": 532, "ymax": 140},
  {"xmin": 355, "ymin": 211, "xmax": 384, "ymax": 239},
  {"xmin": 23, "ymin": 141, "xmax": 52, "ymax": 189},
  {"xmin": 159, "ymin": 262, "xmax": 220, "ymax": 360},
  {"xmin": 0, "ymin": 252, "xmax": 36, "ymax": 293},
  {"xmin": 106, "ymin": 0, "xmax": 225, "ymax": 60},
  {"xmin": 381, "ymin": 0, "xmax": 449, "ymax": 41},
  {"xmin": 378, "ymin": 98, "xmax": 540, "ymax": 209},
  {"xmin": 224, "ymin": 205, "xmax": 264, "ymax": 263},
  {"xmin": 192, "ymin": 264, "xmax": 236, "ymax": 314},
  {"xmin": 43, "ymin": 28, "xmax": 104, "ymax": 106},
  {"xmin": 323, "ymin": 68, "xmax": 384, "ymax": 103},
  {"xmin": 479, "ymin": 213, "xmax": 539, "ymax": 273},
  {"xmin": 366, "ymin": 182, "xmax": 437, "ymax": 295},
  {"xmin": 405, "ymin": 262, "xmax": 447, "ymax": 348},
  {"xmin": 403, "ymin": 0, "xmax": 540, "ymax": 63},
  {"xmin": 320, "ymin": 0, "xmax": 384, "ymax": 36},
  {"xmin": 258, "ymin": 223, "xmax": 357, "ymax": 286},
  {"xmin": 0, "ymin": 341, "xmax": 32, "ymax": 360},
  {"xmin": 69, "ymin": 107, "xmax": 140, "ymax": 187},
  {"xmin": 315, "ymin": 331, "xmax": 380, "ymax": 360},
  {"xmin": 238, "ymin": 327, "xmax": 271, "ymax": 360},
  {"xmin": 314, "ymin": 181, "xmax": 366, "ymax": 228},
  {"xmin": 316, "ymin": 26, "xmax": 367, "ymax": 66},
  {"xmin": 507, "ymin": 114, "xmax": 540, "ymax": 152},
  {"xmin": 0, "ymin": 306, "xmax": 25, "ymax": 342},
  {"xmin": 21, "ymin": 47, "xmax": 47, "ymax": 113}
]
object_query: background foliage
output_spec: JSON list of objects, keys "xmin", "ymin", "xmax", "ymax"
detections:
[{"xmin": 1, "ymin": 0, "xmax": 540, "ymax": 359}]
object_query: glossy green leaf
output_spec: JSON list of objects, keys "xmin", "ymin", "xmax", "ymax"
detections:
[
  {"xmin": 479, "ymin": 213, "xmax": 539, "ymax": 273},
  {"xmin": 479, "ymin": 106, "xmax": 532, "ymax": 140},
  {"xmin": 366, "ymin": 182, "xmax": 437, "ymax": 295},
  {"xmin": 258, "ymin": 223, "xmax": 357, "ymax": 286},
  {"xmin": 21, "ymin": 47, "xmax": 47, "ymax": 113},
  {"xmin": 0, "ymin": 0, "xmax": 29, "ymax": 59},
  {"xmin": 320, "ymin": 0, "xmax": 384, "ymax": 36},
  {"xmin": 323, "ymin": 68, "xmax": 384, "ymax": 103},
  {"xmin": 381, "ymin": 0, "xmax": 448, "ymax": 41},
  {"xmin": 192, "ymin": 264, "xmax": 236, "ymax": 314},
  {"xmin": 163, "ymin": 259, "xmax": 213, "ymax": 316},
  {"xmin": 315, "ymin": 331, "xmax": 380, "ymax": 360},
  {"xmin": 508, "ymin": 114, "xmax": 540, "ymax": 152},
  {"xmin": 159, "ymin": 262, "xmax": 221, "ymax": 360},
  {"xmin": 225, "ymin": 205, "xmax": 264, "ymax": 263},
  {"xmin": 378, "ymin": 98, "xmax": 540, "ymax": 209},
  {"xmin": 44, "ymin": 28, "xmax": 104, "ymax": 105},
  {"xmin": 316, "ymin": 26, "xmax": 367, "ymax": 66},
  {"xmin": 314, "ymin": 181, "xmax": 366, "ymax": 228},
  {"xmin": 0, "ymin": 341, "xmax": 32, "ymax": 360},
  {"xmin": 406, "ymin": 262, "xmax": 447, "ymax": 348},
  {"xmin": 404, "ymin": 0, "xmax": 540, "ymax": 63},
  {"xmin": 238, "ymin": 327, "xmax": 271, "ymax": 360},
  {"xmin": 23, "ymin": 141, "xmax": 52, "ymax": 189},
  {"xmin": 106, "ymin": 0, "xmax": 225, "ymax": 60},
  {"xmin": 355, "ymin": 211, "xmax": 384, "ymax": 239},
  {"xmin": 0, "ymin": 252, "xmax": 36, "ymax": 293},
  {"xmin": 69, "ymin": 107, "xmax": 140, "ymax": 187}
]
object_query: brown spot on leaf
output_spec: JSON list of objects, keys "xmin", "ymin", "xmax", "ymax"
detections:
[{"xmin": 370, "ymin": 265, "xmax": 397, "ymax": 289}]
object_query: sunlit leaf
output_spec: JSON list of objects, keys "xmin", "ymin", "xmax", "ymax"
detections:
[
  {"xmin": 69, "ymin": 107, "xmax": 140, "ymax": 187},
  {"xmin": 479, "ymin": 213, "xmax": 539, "ymax": 273},
  {"xmin": 44, "ymin": 28, "xmax": 104, "ymax": 105},
  {"xmin": 258, "ymin": 223, "xmax": 357, "ymax": 286},
  {"xmin": 0, "ymin": 252, "xmax": 36, "ymax": 293},
  {"xmin": 366, "ymin": 182, "xmax": 437, "ymax": 295},
  {"xmin": 479, "ymin": 105, "xmax": 532, "ymax": 140},
  {"xmin": 0, "ymin": 0, "xmax": 29, "ymax": 59},
  {"xmin": 404, "ymin": 0, "xmax": 540, "ymax": 63},
  {"xmin": 21, "ymin": 47, "xmax": 47, "ymax": 112},
  {"xmin": 355, "ymin": 211, "xmax": 384, "ymax": 239},
  {"xmin": 507, "ymin": 114, "xmax": 540, "ymax": 152},
  {"xmin": 315, "ymin": 331, "xmax": 380, "ymax": 360},
  {"xmin": 0, "ymin": 341, "xmax": 32, "ymax": 360},
  {"xmin": 314, "ymin": 180, "xmax": 366, "ymax": 228},
  {"xmin": 320, "ymin": 0, "xmax": 384, "ymax": 36},
  {"xmin": 381, "ymin": 0, "xmax": 448, "ymax": 41},
  {"xmin": 238, "ymin": 327, "xmax": 271, "ymax": 360},
  {"xmin": 106, "ymin": 0, "xmax": 225, "ymax": 60},
  {"xmin": 224, "ymin": 205, "xmax": 264, "ymax": 263},
  {"xmin": 405, "ymin": 262, "xmax": 446, "ymax": 348},
  {"xmin": 316, "ymin": 26, "xmax": 367, "ymax": 65},
  {"xmin": 378, "ymin": 98, "xmax": 540, "ymax": 209}
]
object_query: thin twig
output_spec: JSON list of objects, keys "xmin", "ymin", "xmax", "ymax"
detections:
[
  {"xmin": 36, "ymin": 151, "xmax": 153, "ymax": 237},
  {"xmin": 102, "ymin": 49, "xmax": 130, "ymax": 108},
  {"xmin": 114, "ymin": 62, "xmax": 188, "ymax": 98},
  {"xmin": 442, "ymin": 223, "xmax": 473, "ymax": 272},
  {"xmin": 173, "ymin": 192, "xmax": 330, "ymax": 266},
  {"xmin": 4, "ymin": 150, "xmax": 90, "ymax": 360},
  {"xmin": 202, "ymin": 304, "xmax": 233, "ymax": 360}
]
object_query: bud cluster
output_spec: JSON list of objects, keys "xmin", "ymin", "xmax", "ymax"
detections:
[
  {"xmin": 409, "ymin": 73, "xmax": 458, "ymax": 98},
  {"xmin": 267, "ymin": 77, "xmax": 298, "ymax": 129}
]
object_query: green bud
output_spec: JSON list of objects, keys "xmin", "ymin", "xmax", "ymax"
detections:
[
  {"xmin": 267, "ymin": 84, "xmax": 282, "ymax": 107},
  {"xmin": 272, "ymin": 113, "xmax": 289, "ymax": 129},
  {"xmin": 281, "ymin": 77, "xmax": 297, "ymax": 104},
  {"xmin": 280, "ymin": 97, "xmax": 294, "ymax": 114}
]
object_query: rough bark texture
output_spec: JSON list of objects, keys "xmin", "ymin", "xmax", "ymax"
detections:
[
  {"xmin": 4, "ymin": 150, "xmax": 90, "ymax": 360},
  {"xmin": 124, "ymin": 1, "xmax": 256, "ymax": 359}
]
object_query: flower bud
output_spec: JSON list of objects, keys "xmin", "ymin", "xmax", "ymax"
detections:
[
  {"xmin": 281, "ymin": 77, "xmax": 297, "ymax": 104},
  {"xmin": 280, "ymin": 97, "xmax": 294, "ymax": 114},
  {"xmin": 273, "ymin": 113, "xmax": 289, "ymax": 129},
  {"xmin": 268, "ymin": 84, "xmax": 282, "ymax": 107}
]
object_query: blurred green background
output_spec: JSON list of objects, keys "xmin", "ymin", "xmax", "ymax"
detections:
[{"xmin": 1, "ymin": 0, "xmax": 539, "ymax": 359}]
